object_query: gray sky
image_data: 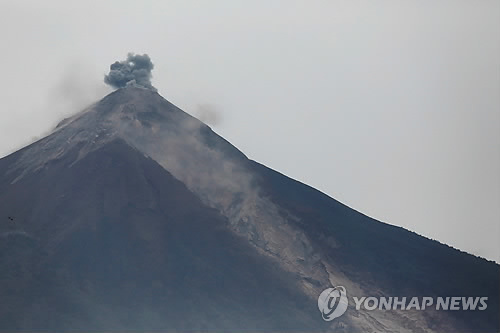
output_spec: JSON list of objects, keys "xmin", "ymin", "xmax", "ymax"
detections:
[{"xmin": 0, "ymin": 0, "xmax": 499, "ymax": 262}]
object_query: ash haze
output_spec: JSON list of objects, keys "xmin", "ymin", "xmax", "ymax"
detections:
[{"xmin": 0, "ymin": 1, "xmax": 498, "ymax": 262}]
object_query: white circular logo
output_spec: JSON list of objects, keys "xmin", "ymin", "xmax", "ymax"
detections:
[{"xmin": 318, "ymin": 286, "xmax": 348, "ymax": 321}]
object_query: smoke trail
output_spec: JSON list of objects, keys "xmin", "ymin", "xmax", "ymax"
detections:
[
  {"xmin": 104, "ymin": 53, "xmax": 156, "ymax": 91},
  {"xmin": 195, "ymin": 104, "xmax": 223, "ymax": 127}
]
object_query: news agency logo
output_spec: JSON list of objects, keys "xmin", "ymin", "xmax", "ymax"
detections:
[
  {"xmin": 317, "ymin": 286, "xmax": 348, "ymax": 321},
  {"xmin": 317, "ymin": 286, "xmax": 489, "ymax": 321}
]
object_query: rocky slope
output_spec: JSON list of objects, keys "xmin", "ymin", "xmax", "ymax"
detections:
[{"xmin": 0, "ymin": 87, "xmax": 498, "ymax": 332}]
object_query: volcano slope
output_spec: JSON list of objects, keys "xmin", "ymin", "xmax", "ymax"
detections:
[{"xmin": 0, "ymin": 87, "xmax": 498, "ymax": 332}]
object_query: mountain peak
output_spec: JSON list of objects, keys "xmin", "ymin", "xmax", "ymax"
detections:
[{"xmin": 9, "ymin": 88, "xmax": 243, "ymax": 183}]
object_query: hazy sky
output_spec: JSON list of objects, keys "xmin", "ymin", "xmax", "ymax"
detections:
[{"xmin": 0, "ymin": 0, "xmax": 498, "ymax": 262}]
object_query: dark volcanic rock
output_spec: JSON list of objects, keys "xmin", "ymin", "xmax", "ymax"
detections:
[{"xmin": 0, "ymin": 139, "xmax": 325, "ymax": 331}]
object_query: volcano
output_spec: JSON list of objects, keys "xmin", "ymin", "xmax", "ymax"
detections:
[{"xmin": 0, "ymin": 87, "xmax": 498, "ymax": 332}]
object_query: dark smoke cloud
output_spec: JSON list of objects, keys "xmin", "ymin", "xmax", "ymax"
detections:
[{"xmin": 104, "ymin": 53, "xmax": 156, "ymax": 91}]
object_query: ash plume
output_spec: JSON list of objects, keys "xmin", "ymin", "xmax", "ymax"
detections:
[{"xmin": 104, "ymin": 53, "xmax": 156, "ymax": 91}]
